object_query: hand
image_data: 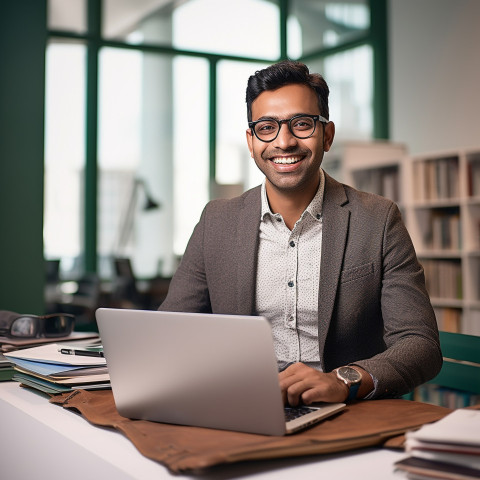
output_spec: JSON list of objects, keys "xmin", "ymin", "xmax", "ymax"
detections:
[{"xmin": 278, "ymin": 362, "xmax": 348, "ymax": 406}]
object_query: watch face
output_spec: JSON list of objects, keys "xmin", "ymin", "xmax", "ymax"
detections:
[{"xmin": 337, "ymin": 366, "xmax": 362, "ymax": 384}]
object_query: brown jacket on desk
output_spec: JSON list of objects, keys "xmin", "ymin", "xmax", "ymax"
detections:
[{"xmin": 160, "ymin": 171, "xmax": 442, "ymax": 398}]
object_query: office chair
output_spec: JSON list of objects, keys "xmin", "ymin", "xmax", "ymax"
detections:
[
  {"xmin": 432, "ymin": 331, "xmax": 480, "ymax": 394},
  {"xmin": 404, "ymin": 331, "xmax": 480, "ymax": 404}
]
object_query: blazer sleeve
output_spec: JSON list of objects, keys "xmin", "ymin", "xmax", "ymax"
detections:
[
  {"xmin": 159, "ymin": 205, "xmax": 212, "ymax": 313},
  {"xmin": 352, "ymin": 202, "xmax": 443, "ymax": 398}
]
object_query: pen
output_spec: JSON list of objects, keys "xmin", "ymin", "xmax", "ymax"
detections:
[{"xmin": 59, "ymin": 348, "xmax": 104, "ymax": 358}]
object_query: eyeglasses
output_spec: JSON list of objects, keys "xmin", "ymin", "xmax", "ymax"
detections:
[
  {"xmin": 248, "ymin": 114, "xmax": 328, "ymax": 143},
  {"xmin": 0, "ymin": 313, "xmax": 75, "ymax": 338}
]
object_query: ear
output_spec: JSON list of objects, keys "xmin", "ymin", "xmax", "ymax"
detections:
[
  {"xmin": 323, "ymin": 121, "xmax": 335, "ymax": 152},
  {"xmin": 246, "ymin": 128, "xmax": 254, "ymax": 158}
]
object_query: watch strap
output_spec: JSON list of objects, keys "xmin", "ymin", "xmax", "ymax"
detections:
[{"xmin": 347, "ymin": 381, "xmax": 360, "ymax": 401}]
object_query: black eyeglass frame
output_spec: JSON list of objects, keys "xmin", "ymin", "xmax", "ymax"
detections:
[
  {"xmin": 248, "ymin": 113, "xmax": 329, "ymax": 143},
  {"xmin": 0, "ymin": 313, "xmax": 75, "ymax": 338}
]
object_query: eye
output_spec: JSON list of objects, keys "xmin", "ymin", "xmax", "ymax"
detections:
[
  {"xmin": 256, "ymin": 121, "xmax": 277, "ymax": 135},
  {"xmin": 292, "ymin": 117, "xmax": 314, "ymax": 130}
]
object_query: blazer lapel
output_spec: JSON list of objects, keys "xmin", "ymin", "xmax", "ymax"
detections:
[
  {"xmin": 236, "ymin": 187, "xmax": 261, "ymax": 315},
  {"xmin": 317, "ymin": 173, "xmax": 350, "ymax": 370}
]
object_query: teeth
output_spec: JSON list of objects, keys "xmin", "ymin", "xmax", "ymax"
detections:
[{"xmin": 272, "ymin": 157, "xmax": 301, "ymax": 164}]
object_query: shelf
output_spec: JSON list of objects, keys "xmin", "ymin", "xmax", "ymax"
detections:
[
  {"xmin": 412, "ymin": 199, "xmax": 462, "ymax": 209},
  {"xmin": 417, "ymin": 251, "xmax": 462, "ymax": 259},
  {"xmin": 467, "ymin": 196, "xmax": 480, "ymax": 206},
  {"xmin": 335, "ymin": 143, "xmax": 480, "ymax": 336},
  {"xmin": 430, "ymin": 298, "xmax": 464, "ymax": 308}
]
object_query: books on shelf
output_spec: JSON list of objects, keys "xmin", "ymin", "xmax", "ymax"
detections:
[
  {"xmin": 422, "ymin": 259, "xmax": 462, "ymax": 300},
  {"xmin": 352, "ymin": 166, "xmax": 400, "ymax": 202},
  {"xmin": 429, "ymin": 210, "xmax": 461, "ymax": 250},
  {"xmin": 413, "ymin": 156, "xmax": 460, "ymax": 201},
  {"xmin": 467, "ymin": 158, "xmax": 480, "ymax": 197},
  {"xmin": 395, "ymin": 409, "xmax": 480, "ymax": 479},
  {"xmin": 414, "ymin": 383, "xmax": 480, "ymax": 409},
  {"xmin": 434, "ymin": 308, "xmax": 462, "ymax": 333}
]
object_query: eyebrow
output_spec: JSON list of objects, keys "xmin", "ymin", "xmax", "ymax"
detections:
[{"xmin": 254, "ymin": 113, "xmax": 314, "ymax": 122}]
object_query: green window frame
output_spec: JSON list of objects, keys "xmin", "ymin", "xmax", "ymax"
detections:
[{"xmin": 47, "ymin": 0, "xmax": 389, "ymax": 275}]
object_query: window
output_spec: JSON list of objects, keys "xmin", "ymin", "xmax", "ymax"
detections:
[
  {"xmin": 307, "ymin": 45, "xmax": 373, "ymax": 141},
  {"xmin": 288, "ymin": 0, "xmax": 370, "ymax": 58},
  {"xmin": 44, "ymin": 41, "xmax": 86, "ymax": 276},
  {"xmin": 216, "ymin": 60, "xmax": 266, "ymax": 190},
  {"xmin": 45, "ymin": 0, "xmax": 383, "ymax": 280}
]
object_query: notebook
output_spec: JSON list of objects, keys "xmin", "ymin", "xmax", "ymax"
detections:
[{"xmin": 95, "ymin": 308, "xmax": 346, "ymax": 436}]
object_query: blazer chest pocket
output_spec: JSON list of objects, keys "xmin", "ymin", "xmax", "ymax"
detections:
[{"xmin": 340, "ymin": 262, "xmax": 374, "ymax": 284}]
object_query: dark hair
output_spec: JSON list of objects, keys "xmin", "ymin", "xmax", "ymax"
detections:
[{"xmin": 246, "ymin": 60, "xmax": 330, "ymax": 122}]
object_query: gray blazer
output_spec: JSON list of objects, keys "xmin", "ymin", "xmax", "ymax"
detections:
[{"xmin": 160, "ymin": 172, "xmax": 442, "ymax": 398}]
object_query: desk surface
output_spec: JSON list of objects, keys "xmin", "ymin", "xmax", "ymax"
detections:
[{"xmin": 0, "ymin": 382, "xmax": 406, "ymax": 480}]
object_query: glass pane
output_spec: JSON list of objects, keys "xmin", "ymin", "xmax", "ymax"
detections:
[
  {"xmin": 288, "ymin": 0, "xmax": 370, "ymax": 59},
  {"xmin": 173, "ymin": 56, "xmax": 209, "ymax": 256},
  {"xmin": 48, "ymin": 0, "xmax": 87, "ymax": 33},
  {"xmin": 44, "ymin": 41, "xmax": 86, "ymax": 277},
  {"xmin": 173, "ymin": 0, "xmax": 279, "ymax": 59},
  {"xmin": 216, "ymin": 60, "xmax": 266, "ymax": 191},
  {"xmin": 103, "ymin": 0, "xmax": 280, "ymax": 60},
  {"xmin": 306, "ymin": 45, "xmax": 373, "ymax": 141},
  {"xmin": 102, "ymin": 0, "xmax": 173, "ymax": 43},
  {"xmin": 98, "ymin": 48, "xmax": 209, "ymax": 278}
]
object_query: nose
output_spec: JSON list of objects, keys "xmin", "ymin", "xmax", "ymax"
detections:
[{"xmin": 273, "ymin": 122, "xmax": 298, "ymax": 149}]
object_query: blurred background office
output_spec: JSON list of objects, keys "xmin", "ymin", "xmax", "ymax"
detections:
[{"xmin": 1, "ymin": 0, "xmax": 479, "ymax": 325}]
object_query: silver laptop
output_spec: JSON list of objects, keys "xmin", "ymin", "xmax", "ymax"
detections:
[{"xmin": 95, "ymin": 308, "xmax": 345, "ymax": 436}]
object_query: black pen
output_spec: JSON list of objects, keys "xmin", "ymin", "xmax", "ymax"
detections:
[{"xmin": 59, "ymin": 348, "xmax": 104, "ymax": 358}]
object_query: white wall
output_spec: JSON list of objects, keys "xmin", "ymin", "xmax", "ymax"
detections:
[{"xmin": 389, "ymin": 0, "xmax": 480, "ymax": 155}]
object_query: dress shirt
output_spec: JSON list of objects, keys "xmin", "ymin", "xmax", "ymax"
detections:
[{"xmin": 255, "ymin": 169, "xmax": 325, "ymax": 371}]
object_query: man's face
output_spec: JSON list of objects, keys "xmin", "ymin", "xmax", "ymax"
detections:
[{"xmin": 246, "ymin": 84, "xmax": 335, "ymax": 195}]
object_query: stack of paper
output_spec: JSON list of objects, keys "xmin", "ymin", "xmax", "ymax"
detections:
[
  {"xmin": 0, "ymin": 331, "xmax": 101, "ymax": 384},
  {"xmin": 395, "ymin": 409, "xmax": 480, "ymax": 479},
  {"xmin": 4, "ymin": 343, "xmax": 110, "ymax": 394},
  {"xmin": 0, "ymin": 352, "xmax": 14, "ymax": 381},
  {"xmin": 0, "ymin": 331, "xmax": 100, "ymax": 353}
]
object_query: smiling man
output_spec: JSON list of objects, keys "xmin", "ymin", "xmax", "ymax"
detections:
[{"xmin": 160, "ymin": 60, "xmax": 442, "ymax": 404}]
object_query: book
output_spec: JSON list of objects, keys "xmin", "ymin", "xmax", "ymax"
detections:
[
  {"xmin": 4, "ymin": 342, "xmax": 110, "ymax": 393},
  {"xmin": 396, "ymin": 409, "xmax": 480, "ymax": 479}
]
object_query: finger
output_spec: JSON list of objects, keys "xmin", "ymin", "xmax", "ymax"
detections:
[{"xmin": 285, "ymin": 378, "xmax": 312, "ymax": 406}]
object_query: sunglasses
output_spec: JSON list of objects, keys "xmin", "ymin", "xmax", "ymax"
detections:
[{"xmin": 0, "ymin": 312, "xmax": 75, "ymax": 338}]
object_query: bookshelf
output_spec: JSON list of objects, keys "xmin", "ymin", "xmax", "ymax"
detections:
[
  {"xmin": 323, "ymin": 140, "xmax": 407, "ymax": 207},
  {"xmin": 326, "ymin": 143, "xmax": 480, "ymax": 407},
  {"xmin": 404, "ymin": 148, "xmax": 480, "ymax": 336},
  {"xmin": 325, "ymin": 142, "xmax": 480, "ymax": 337}
]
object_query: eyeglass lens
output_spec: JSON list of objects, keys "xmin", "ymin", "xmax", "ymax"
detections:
[
  {"xmin": 254, "ymin": 115, "xmax": 316, "ymax": 141},
  {"xmin": 11, "ymin": 316, "xmax": 38, "ymax": 337},
  {"xmin": 44, "ymin": 315, "xmax": 73, "ymax": 336},
  {"xmin": 10, "ymin": 315, "xmax": 74, "ymax": 338}
]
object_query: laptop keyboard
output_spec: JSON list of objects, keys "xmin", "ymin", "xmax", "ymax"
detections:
[{"xmin": 284, "ymin": 406, "xmax": 317, "ymax": 422}]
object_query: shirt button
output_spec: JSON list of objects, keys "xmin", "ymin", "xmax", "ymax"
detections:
[
  {"xmin": 316, "ymin": 213, "xmax": 321, "ymax": 220},
  {"xmin": 288, "ymin": 281, "xmax": 294, "ymax": 287},
  {"xmin": 289, "ymin": 240, "xmax": 295, "ymax": 247},
  {"xmin": 276, "ymin": 217, "xmax": 282, "ymax": 222}
]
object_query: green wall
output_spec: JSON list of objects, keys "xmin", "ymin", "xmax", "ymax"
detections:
[{"xmin": 0, "ymin": 0, "xmax": 47, "ymax": 314}]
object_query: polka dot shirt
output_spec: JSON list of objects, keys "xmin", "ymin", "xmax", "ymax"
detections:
[{"xmin": 255, "ymin": 169, "xmax": 325, "ymax": 371}]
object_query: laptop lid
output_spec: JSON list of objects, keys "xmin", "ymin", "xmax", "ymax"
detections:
[{"xmin": 96, "ymin": 308, "xmax": 344, "ymax": 436}]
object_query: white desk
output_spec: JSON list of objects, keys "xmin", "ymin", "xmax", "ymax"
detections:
[{"xmin": 0, "ymin": 382, "xmax": 406, "ymax": 479}]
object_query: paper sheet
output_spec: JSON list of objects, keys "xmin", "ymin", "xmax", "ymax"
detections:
[{"xmin": 4, "ymin": 343, "xmax": 106, "ymax": 366}]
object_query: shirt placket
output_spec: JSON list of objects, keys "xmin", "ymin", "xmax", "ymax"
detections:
[{"xmin": 285, "ymin": 226, "xmax": 301, "ymax": 361}]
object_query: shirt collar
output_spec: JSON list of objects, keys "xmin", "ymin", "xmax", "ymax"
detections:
[{"xmin": 260, "ymin": 168, "xmax": 325, "ymax": 221}]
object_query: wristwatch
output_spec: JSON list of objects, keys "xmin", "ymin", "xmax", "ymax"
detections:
[{"xmin": 335, "ymin": 366, "xmax": 362, "ymax": 402}]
